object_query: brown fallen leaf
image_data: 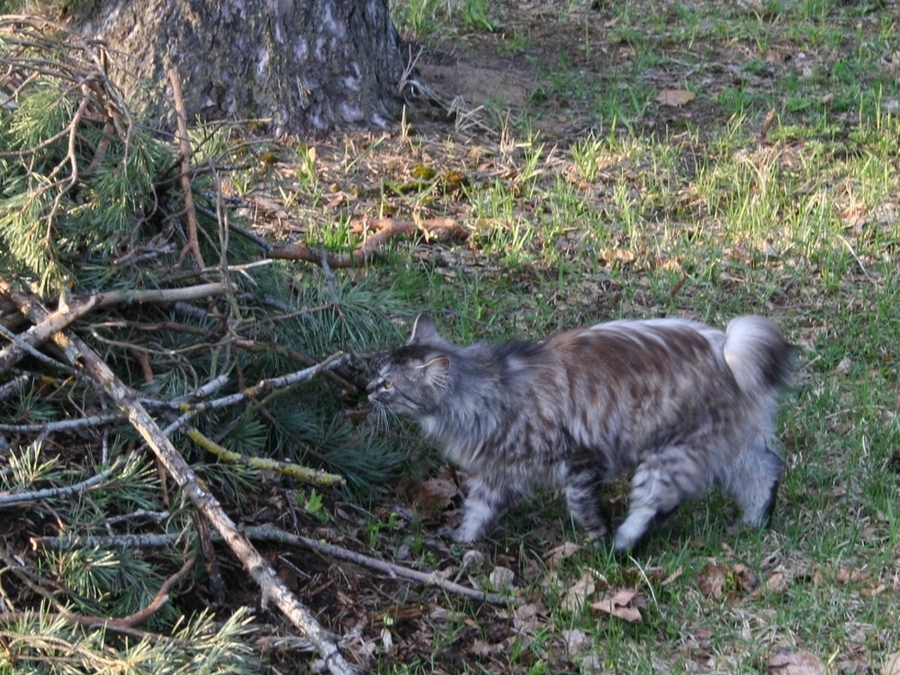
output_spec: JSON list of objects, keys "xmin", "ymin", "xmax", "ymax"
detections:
[
  {"xmin": 656, "ymin": 88, "xmax": 696, "ymax": 107},
  {"xmin": 697, "ymin": 561, "xmax": 729, "ymax": 599},
  {"xmin": 546, "ymin": 541, "xmax": 581, "ymax": 569},
  {"xmin": 512, "ymin": 602, "xmax": 544, "ymax": 635},
  {"xmin": 753, "ymin": 570, "xmax": 789, "ymax": 596},
  {"xmin": 768, "ymin": 649, "xmax": 826, "ymax": 674},
  {"xmin": 697, "ymin": 560, "xmax": 758, "ymax": 599},
  {"xmin": 600, "ymin": 247, "xmax": 636, "ymax": 265},
  {"xmin": 411, "ymin": 477, "xmax": 460, "ymax": 514},
  {"xmin": 562, "ymin": 572, "xmax": 596, "ymax": 612},
  {"xmin": 883, "ymin": 652, "xmax": 900, "ymax": 675},
  {"xmin": 731, "ymin": 563, "xmax": 759, "ymax": 594},
  {"xmin": 488, "ymin": 566, "xmax": 515, "ymax": 591},
  {"xmin": 591, "ymin": 588, "xmax": 642, "ymax": 623}
]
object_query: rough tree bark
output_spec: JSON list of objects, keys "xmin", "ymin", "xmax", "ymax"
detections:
[{"xmin": 68, "ymin": 0, "xmax": 410, "ymax": 135}]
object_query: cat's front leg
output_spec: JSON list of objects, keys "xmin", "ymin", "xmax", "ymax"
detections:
[{"xmin": 453, "ymin": 476, "xmax": 510, "ymax": 544}]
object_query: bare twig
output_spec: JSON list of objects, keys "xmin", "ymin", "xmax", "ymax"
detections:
[
  {"xmin": 102, "ymin": 509, "xmax": 171, "ymax": 526},
  {"xmin": 0, "ymin": 412, "xmax": 122, "ymax": 434},
  {"xmin": 0, "ymin": 293, "xmax": 98, "ymax": 376},
  {"xmin": 162, "ymin": 352, "xmax": 349, "ymax": 436},
  {"xmin": 231, "ymin": 338, "xmax": 359, "ymax": 396},
  {"xmin": 167, "ymin": 68, "xmax": 206, "ymax": 270},
  {"xmin": 31, "ymin": 524, "xmax": 523, "ymax": 607},
  {"xmin": 31, "ymin": 531, "xmax": 181, "ymax": 550},
  {"xmin": 247, "ymin": 524, "xmax": 523, "ymax": 607},
  {"xmin": 0, "ymin": 282, "xmax": 227, "ymax": 380},
  {"xmin": 105, "ymin": 555, "xmax": 197, "ymax": 628},
  {"xmin": 90, "ymin": 282, "xmax": 228, "ymax": 309}
]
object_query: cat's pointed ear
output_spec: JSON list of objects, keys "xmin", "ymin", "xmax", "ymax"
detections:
[
  {"xmin": 409, "ymin": 314, "xmax": 441, "ymax": 345},
  {"xmin": 422, "ymin": 356, "xmax": 451, "ymax": 385}
]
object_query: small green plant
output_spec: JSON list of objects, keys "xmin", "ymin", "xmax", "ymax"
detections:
[
  {"xmin": 294, "ymin": 142, "xmax": 319, "ymax": 187},
  {"xmin": 365, "ymin": 511, "xmax": 401, "ymax": 548},
  {"xmin": 570, "ymin": 135, "xmax": 605, "ymax": 183},
  {"xmin": 297, "ymin": 489, "xmax": 330, "ymax": 524},
  {"xmin": 392, "ymin": 0, "xmax": 445, "ymax": 38},
  {"xmin": 461, "ymin": 0, "xmax": 497, "ymax": 31}
]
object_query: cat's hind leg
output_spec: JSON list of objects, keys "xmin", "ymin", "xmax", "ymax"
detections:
[
  {"xmin": 564, "ymin": 457, "xmax": 612, "ymax": 542},
  {"xmin": 720, "ymin": 436, "xmax": 784, "ymax": 528},
  {"xmin": 614, "ymin": 447, "xmax": 709, "ymax": 552}
]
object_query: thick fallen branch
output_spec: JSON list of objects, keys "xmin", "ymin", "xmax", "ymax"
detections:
[
  {"xmin": 0, "ymin": 294, "xmax": 98, "ymax": 375},
  {"xmin": 269, "ymin": 217, "xmax": 467, "ymax": 268},
  {"xmin": 1, "ymin": 278, "xmax": 360, "ymax": 675}
]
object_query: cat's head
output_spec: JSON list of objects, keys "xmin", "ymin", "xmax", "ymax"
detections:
[{"xmin": 367, "ymin": 315, "xmax": 453, "ymax": 417}]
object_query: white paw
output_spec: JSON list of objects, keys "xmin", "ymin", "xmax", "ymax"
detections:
[
  {"xmin": 613, "ymin": 529, "xmax": 638, "ymax": 553},
  {"xmin": 452, "ymin": 498, "xmax": 496, "ymax": 544},
  {"xmin": 614, "ymin": 505, "xmax": 658, "ymax": 552},
  {"xmin": 452, "ymin": 522, "xmax": 483, "ymax": 544}
]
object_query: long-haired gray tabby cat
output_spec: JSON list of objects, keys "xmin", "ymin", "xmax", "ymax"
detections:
[{"xmin": 368, "ymin": 314, "xmax": 793, "ymax": 551}]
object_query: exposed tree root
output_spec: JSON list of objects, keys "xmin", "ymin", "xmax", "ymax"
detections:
[{"xmin": 269, "ymin": 217, "xmax": 468, "ymax": 267}]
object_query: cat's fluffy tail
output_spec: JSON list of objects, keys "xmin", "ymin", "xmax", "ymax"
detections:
[{"xmin": 723, "ymin": 316, "xmax": 794, "ymax": 395}]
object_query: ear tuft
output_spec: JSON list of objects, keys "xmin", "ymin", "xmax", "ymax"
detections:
[
  {"xmin": 409, "ymin": 314, "xmax": 441, "ymax": 344},
  {"xmin": 423, "ymin": 356, "xmax": 451, "ymax": 385}
]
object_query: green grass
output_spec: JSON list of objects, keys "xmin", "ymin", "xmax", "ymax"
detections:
[{"xmin": 233, "ymin": 0, "xmax": 900, "ymax": 670}]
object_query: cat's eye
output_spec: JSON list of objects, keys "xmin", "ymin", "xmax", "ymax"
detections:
[{"xmin": 383, "ymin": 381, "xmax": 393, "ymax": 389}]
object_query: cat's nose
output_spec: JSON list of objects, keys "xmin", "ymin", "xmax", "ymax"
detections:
[{"xmin": 365, "ymin": 379, "xmax": 379, "ymax": 395}]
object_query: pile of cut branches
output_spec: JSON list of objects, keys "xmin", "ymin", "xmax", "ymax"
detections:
[{"xmin": 0, "ymin": 16, "xmax": 413, "ymax": 673}]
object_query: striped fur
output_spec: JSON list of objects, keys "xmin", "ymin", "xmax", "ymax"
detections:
[{"xmin": 368, "ymin": 314, "xmax": 794, "ymax": 551}]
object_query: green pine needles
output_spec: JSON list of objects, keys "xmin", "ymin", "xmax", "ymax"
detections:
[
  {"xmin": 1, "ymin": 17, "xmax": 415, "ymax": 671},
  {"xmin": 0, "ymin": 40, "xmax": 172, "ymax": 294}
]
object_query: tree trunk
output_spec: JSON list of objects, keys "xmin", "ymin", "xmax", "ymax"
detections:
[{"xmin": 69, "ymin": 0, "xmax": 409, "ymax": 135}]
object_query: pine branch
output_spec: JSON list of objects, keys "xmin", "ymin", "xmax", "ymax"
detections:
[
  {"xmin": 162, "ymin": 352, "xmax": 349, "ymax": 436},
  {"xmin": 185, "ymin": 427, "xmax": 347, "ymax": 487},
  {"xmin": 0, "ymin": 460, "xmax": 121, "ymax": 507},
  {"xmin": 0, "ymin": 277, "xmax": 362, "ymax": 675},
  {"xmin": 0, "ymin": 556, "xmax": 195, "ymax": 641}
]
